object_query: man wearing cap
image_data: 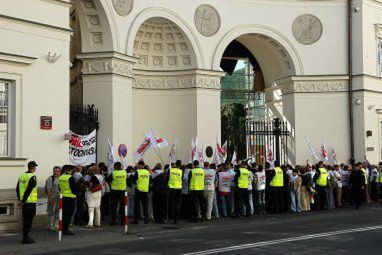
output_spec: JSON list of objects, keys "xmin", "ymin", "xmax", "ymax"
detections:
[
  {"xmin": 16, "ymin": 161, "xmax": 38, "ymax": 244},
  {"xmin": 188, "ymin": 160, "xmax": 206, "ymax": 223},
  {"xmin": 167, "ymin": 160, "xmax": 183, "ymax": 224},
  {"xmin": 232, "ymin": 161, "xmax": 251, "ymax": 218},
  {"xmin": 131, "ymin": 161, "xmax": 151, "ymax": 224},
  {"xmin": 59, "ymin": 165, "xmax": 77, "ymax": 235},
  {"xmin": 108, "ymin": 162, "xmax": 128, "ymax": 225}
]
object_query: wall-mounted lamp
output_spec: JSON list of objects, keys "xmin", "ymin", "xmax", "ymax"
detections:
[
  {"xmin": 355, "ymin": 99, "xmax": 362, "ymax": 105},
  {"xmin": 366, "ymin": 130, "xmax": 372, "ymax": 137}
]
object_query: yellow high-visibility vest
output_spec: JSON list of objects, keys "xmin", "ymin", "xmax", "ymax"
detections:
[
  {"xmin": 361, "ymin": 168, "xmax": 367, "ymax": 184},
  {"xmin": 59, "ymin": 174, "xmax": 76, "ymax": 198},
  {"xmin": 111, "ymin": 170, "xmax": 127, "ymax": 191},
  {"xmin": 316, "ymin": 168, "xmax": 328, "ymax": 187},
  {"xmin": 168, "ymin": 168, "xmax": 182, "ymax": 189},
  {"xmin": 270, "ymin": 167, "xmax": 284, "ymax": 187},
  {"xmin": 189, "ymin": 168, "xmax": 205, "ymax": 191},
  {"xmin": 238, "ymin": 168, "xmax": 250, "ymax": 189},
  {"xmin": 136, "ymin": 169, "xmax": 150, "ymax": 192},
  {"xmin": 18, "ymin": 173, "xmax": 38, "ymax": 203}
]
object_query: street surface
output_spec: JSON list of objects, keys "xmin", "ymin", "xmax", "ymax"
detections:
[{"xmin": 1, "ymin": 204, "xmax": 382, "ymax": 255}]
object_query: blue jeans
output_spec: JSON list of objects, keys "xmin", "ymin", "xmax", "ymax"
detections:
[
  {"xmin": 212, "ymin": 192, "xmax": 219, "ymax": 218},
  {"xmin": 290, "ymin": 190, "xmax": 301, "ymax": 213},
  {"xmin": 242, "ymin": 191, "xmax": 254, "ymax": 215},
  {"xmin": 257, "ymin": 190, "xmax": 266, "ymax": 214},
  {"xmin": 219, "ymin": 194, "xmax": 231, "ymax": 217}
]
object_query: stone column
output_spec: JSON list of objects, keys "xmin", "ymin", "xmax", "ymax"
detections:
[
  {"xmin": 266, "ymin": 76, "xmax": 350, "ymax": 165},
  {"xmin": 131, "ymin": 69, "xmax": 224, "ymax": 165},
  {"xmin": 77, "ymin": 52, "xmax": 138, "ymax": 163}
]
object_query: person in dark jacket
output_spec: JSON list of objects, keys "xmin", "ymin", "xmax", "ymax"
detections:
[
  {"xmin": 349, "ymin": 164, "xmax": 366, "ymax": 210},
  {"xmin": 16, "ymin": 161, "xmax": 38, "ymax": 244},
  {"xmin": 151, "ymin": 164, "xmax": 167, "ymax": 223}
]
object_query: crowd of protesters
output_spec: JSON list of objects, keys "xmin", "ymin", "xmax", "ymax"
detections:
[{"xmin": 17, "ymin": 158, "xmax": 382, "ymax": 244}]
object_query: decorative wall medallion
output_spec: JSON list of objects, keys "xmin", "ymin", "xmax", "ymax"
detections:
[
  {"xmin": 194, "ymin": 4, "xmax": 220, "ymax": 37},
  {"xmin": 112, "ymin": 0, "xmax": 133, "ymax": 17},
  {"xmin": 292, "ymin": 14, "xmax": 323, "ymax": 45}
]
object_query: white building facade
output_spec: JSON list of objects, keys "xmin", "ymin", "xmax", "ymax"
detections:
[{"xmin": 0, "ymin": 0, "xmax": 382, "ymax": 229}]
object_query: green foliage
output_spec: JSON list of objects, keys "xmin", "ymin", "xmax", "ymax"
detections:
[{"xmin": 221, "ymin": 103, "xmax": 247, "ymax": 161}]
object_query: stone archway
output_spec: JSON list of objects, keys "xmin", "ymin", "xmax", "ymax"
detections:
[{"xmin": 130, "ymin": 16, "xmax": 221, "ymax": 165}]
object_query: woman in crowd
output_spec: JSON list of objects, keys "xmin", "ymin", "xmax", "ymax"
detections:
[{"xmin": 86, "ymin": 165, "xmax": 103, "ymax": 227}]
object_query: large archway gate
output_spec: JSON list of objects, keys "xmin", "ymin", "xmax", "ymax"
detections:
[{"xmin": 71, "ymin": 0, "xmax": 351, "ymax": 165}]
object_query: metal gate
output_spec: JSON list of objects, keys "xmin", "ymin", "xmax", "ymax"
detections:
[
  {"xmin": 246, "ymin": 118, "xmax": 290, "ymax": 165},
  {"xmin": 70, "ymin": 105, "xmax": 99, "ymax": 135}
]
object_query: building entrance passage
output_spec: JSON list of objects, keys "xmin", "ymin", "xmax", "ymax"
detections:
[{"xmin": 246, "ymin": 118, "xmax": 290, "ymax": 165}]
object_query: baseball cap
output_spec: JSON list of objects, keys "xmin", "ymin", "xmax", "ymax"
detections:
[{"xmin": 28, "ymin": 161, "xmax": 38, "ymax": 168}]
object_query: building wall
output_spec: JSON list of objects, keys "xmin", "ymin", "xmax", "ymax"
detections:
[{"xmin": 0, "ymin": 0, "xmax": 71, "ymax": 229}]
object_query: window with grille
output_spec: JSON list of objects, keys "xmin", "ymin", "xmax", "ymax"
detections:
[
  {"xmin": 0, "ymin": 81, "xmax": 9, "ymax": 156},
  {"xmin": 378, "ymin": 38, "xmax": 382, "ymax": 77}
]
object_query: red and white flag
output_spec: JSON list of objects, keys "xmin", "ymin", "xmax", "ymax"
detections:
[
  {"xmin": 331, "ymin": 146, "xmax": 337, "ymax": 164},
  {"xmin": 133, "ymin": 136, "xmax": 151, "ymax": 162},
  {"xmin": 216, "ymin": 139, "xmax": 228, "ymax": 163},
  {"xmin": 321, "ymin": 142, "xmax": 328, "ymax": 161},
  {"xmin": 190, "ymin": 137, "xmax": 199, "ymax": 162},
  {"xmin": 198, "ymin": 145, "xmax": 204, "ymax": 163},
  {"xmin": 266, "ymin": 145, "xmax": 274, "ymax": 163}
]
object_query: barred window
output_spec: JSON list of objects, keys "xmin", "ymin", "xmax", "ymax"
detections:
[
  {"xmin": 0, "ymin": 81, "xmax": 9, "ymax": 156},
  {"xmin": 378, "ymin": 38, "xmax": 382, "ymax": 77}
]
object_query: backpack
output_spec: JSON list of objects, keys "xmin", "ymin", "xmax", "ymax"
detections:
[{"xmin": 44, "ymin": 175, "xmax": 55, "ymax": 195}]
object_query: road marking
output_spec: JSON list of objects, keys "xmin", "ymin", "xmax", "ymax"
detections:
[{"xmin": 181, "ymin": 225, "xmax": 382, "ymax": 255}]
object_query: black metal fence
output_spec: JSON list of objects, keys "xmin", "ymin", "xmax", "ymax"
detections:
[
  {"xmin": 246, "ymin": 118, "xmax": 290, "ymax": 165},
  {"xmin": 70, "ymin": 105, "xmax": 99, "ymax": 135}
]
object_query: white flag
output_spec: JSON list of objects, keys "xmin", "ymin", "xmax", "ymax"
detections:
[
  {"xmin": 198, "ymin": 144, "xmax": 204, "ymax": 163},
  {"xmin": 321, "ymin": 142, "xmax": 329, "ymax": 162},
  {"xmin": 133, "ymin": 136, "xmax": 151, "ymax": 162},
  {"xmin": 231, "ymin": 151, "xmax": 237, "ymax": 166},
  {"xmin": 331, "ymin": 146, "xmax": 337, "ymax": 164},
  {"xmin": 107, "ymin": 138, "xmax": 115, "ymax": 175},
  {"xmin": 169, "ymin": 136, "xmax": 178, "ymax": 165},
  {"xmin": 305, "ymin": 136, "xmax": 319, "ymax": 163}
]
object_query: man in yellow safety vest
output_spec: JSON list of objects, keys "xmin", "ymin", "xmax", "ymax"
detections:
[
  {"xmin": 269, "ymin": 160, "xmax": 284, "ymax": 214},
  {"xmin": 188, "ymin": 160, "xmax": 206, "ymax": 223},
  {"xmin": 108, "ymin": 162, "xmax": 127, "ymax": 225},
  {"xmin": 59, "ymin": 164, "xmax": 77, "ymax": 235},
  {"xmin": 167, "ymin": 160, "xmax": 183, "ymax": 224},
  {"xmin": 233, "ymin": 161, "xmax": 251, "ymax": 218},
  {"xmin": 132, "ymin": 161, "xmax": 151, "ymax": 224},
  {"xmin": 313, "ymin": 161, "xmax": 328, "ymax": 210},
  {"xmin": 16, "ymin": 161, "xmax": 38, "ymax": 244}
]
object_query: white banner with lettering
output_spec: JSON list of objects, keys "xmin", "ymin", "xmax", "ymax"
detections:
[{"xmin": 69, "ymin": 130, "xmax": 97, "ymax": 166}]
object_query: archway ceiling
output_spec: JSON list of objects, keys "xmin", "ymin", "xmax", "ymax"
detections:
[{"xmin": 220, "ymin": 40, "xmax": 260, "ymax": 75}]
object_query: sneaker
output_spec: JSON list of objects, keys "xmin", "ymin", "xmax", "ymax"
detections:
[{"xmin": 63, "ymin": 231, "xmax": 75, "ymax": 236}]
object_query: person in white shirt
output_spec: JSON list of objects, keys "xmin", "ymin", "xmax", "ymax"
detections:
[
  {"xmin": 333, "ymin": 165, "xmax": 342, "ymax": 208},
  {"xmin": 246, "ymin": 169, "xmax": 254, "ymax": 215},
  {"xmin": 217, "ymin": 164, "xmax": 232, "ymax": 217},
  {"xmin": 203, "ymin": 162, "xmax": 217, "ymax": 220},
  {"xmin": 254, "ymin": 165, "xmax": 266, "ymax": 214}
]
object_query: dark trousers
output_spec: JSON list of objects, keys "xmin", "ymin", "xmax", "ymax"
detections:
[
  {"xmin": 352, "ymin": 186, "xmax": 363, "ymax": 208},
  {"xmin": 134, "ymin": 190, "xmax": 149, "ymax": 222},
  {"xmin": 153, "ymin": 192, "xmax": 167, "ymax": 223},
  {"xmin": 190, "ymin": 190, "xmax": 206, "ymax": 221},
  {"xmin": 270, "ymin": 187, "xmax": 283, "ymax": 214},
  {"xmin": 74, "ymin": 194, "xmax": 85, "ymax": 226},
  {"xmin": 169, "ymin": 189, "xmax": 182, "ymax": 221},
  {"xmin": 62, "ymin": 197, "xmax": 76, "ymax": 233},
  {"xmin": 110, "ymin": 190, "xmax": 125, "ymax": 224},
  {"xmin": 342, "ymin": 186, "xmax": 350, "ymax": 205},
  {"xmin": 22, "ymin": 203, "xmax": 36, "ymax": 239},
  {"xmin": 181, "ymin": 194, "xmax": 190, "ymax": 220},
  {"xmin": 234, "ymin": 188, "xmax": 251, "ymax": 217},
  {"xmin": 317, "ymin": 186, "xmax": 327, "ymax": 210}
]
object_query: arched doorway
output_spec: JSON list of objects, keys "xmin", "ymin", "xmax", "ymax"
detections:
[{"xmin": 215, "ymin": 28, "xmax": 301, "ymax": 164}]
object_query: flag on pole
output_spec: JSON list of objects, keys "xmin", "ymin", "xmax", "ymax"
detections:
[
  {"xmin": 107, "ymin": 138, "xmax": 115, "ymax": 175},
  {"xmin": 331, "ymin": 146, "xmax": 337, "ymax": 164},
  {"xmin": 169, "ymin": 136, "xmax": 178, "ymax": 165},
  {"xmin": 266, "ymin": 144, "xmax": 274, "ymax": 164},
  {"xmin": 198, "ymin": 144, "xmax": 204, "ymax": 163},
  {"xmin": 305, "ymin": 136, "xmax": 319, "ymax": 163},
  {"xmin": 190, "ymin": 137, "xmax": 199, "ymax": 162},
  {"xmin": 133, "ymin": 136, "xmax": 151, "ymax": 162},
  {"xmin": 231, "ymin": 151, "xmax": 237, "ymax": 166},
  {"xmin": 155, "ymin": 137, "xmax": 169, "ymax": 148},
  {"xmin": 321, "ymin": 142, "xmax": 328, "ymax": 162},
  {"xmin": 216, "ymin": 139, "xmax": 228, "ymax": 163}
]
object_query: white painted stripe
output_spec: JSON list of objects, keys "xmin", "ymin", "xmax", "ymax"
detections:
[{"xmin": 181, "ymin": 225, "xmax": 382, "ymax": 255}]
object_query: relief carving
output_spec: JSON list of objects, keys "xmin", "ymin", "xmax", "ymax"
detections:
[{"xmin": 194, "ymin": 4, "xmax": 221, "ymax": 37}]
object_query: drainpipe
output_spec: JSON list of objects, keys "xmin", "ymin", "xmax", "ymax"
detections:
[{"xmin": 348, "ymin": 0, "xmax": 355, "ymax": 163}]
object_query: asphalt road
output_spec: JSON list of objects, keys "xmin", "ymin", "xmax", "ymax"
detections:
[{"xmin": 13, "ymin": 204, "xmax": 382, "ymax": 255}]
